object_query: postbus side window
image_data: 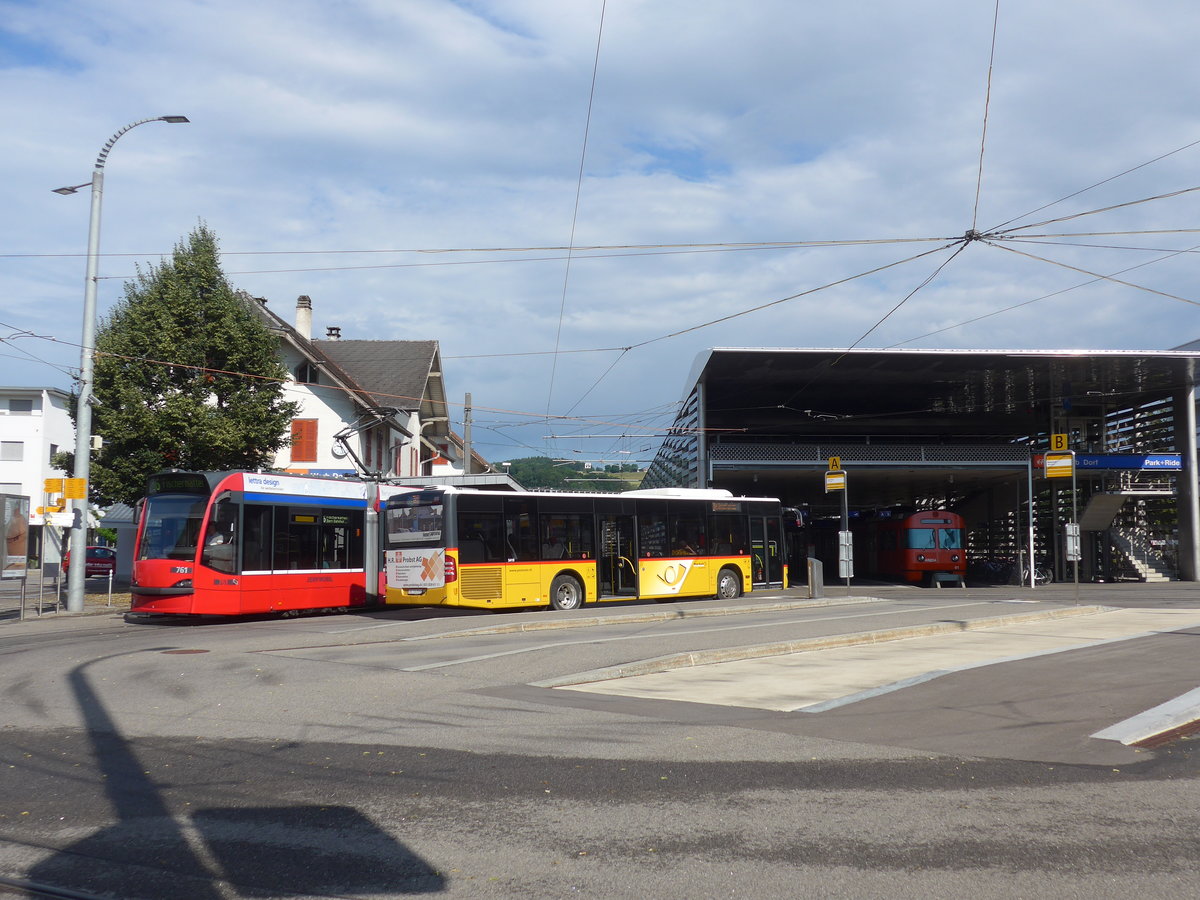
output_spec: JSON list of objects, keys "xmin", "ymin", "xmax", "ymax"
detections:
[
  {"xmin": 457, "ymin": 495, "xmax": 504, "ymax": 563},
  {"xmin": 540, "ymin": 513, "xmax": 594, "ymax": 560},
  {"xmin": 668, "ymin": 502, "xmax": 706, "ymax": 556},
  {"xmin": 638, "ymin": 500, "xmax": 667, "ymax": 558},
  {"xmin": 707, "ymin": 513, "xmax": 748, "ymax": 556}
]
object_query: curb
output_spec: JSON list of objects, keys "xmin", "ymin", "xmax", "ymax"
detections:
[{"xmin": 531, "ymin": 604, "xmax": 1114, "ymax": 688}]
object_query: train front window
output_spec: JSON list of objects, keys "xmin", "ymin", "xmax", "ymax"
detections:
[
  {"xmin": 906, "ymin": 528, "xmax": 937, "ymax": 550},
  {"xmin": 138, "ymin": 494, "xmax": 208, "ymax": 561},
  {"xmin": 939, "ymin": 528, "xmax": 963, "ymax": 549}
]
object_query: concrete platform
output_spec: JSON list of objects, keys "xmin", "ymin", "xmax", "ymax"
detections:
[{"xmin": 556, "ymin": 607, "xmax": 1200, "ymax": 744}]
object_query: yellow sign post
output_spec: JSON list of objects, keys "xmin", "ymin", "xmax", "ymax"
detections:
[
  {"xmin": 1044, "ymin": 452, "xmax": 1074, "ymax": 479},
  {"xmin": 64, "ymin": 478, "xmax": 88, "ymax": 500}
]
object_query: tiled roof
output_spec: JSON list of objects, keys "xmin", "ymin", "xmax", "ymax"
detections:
[
  {"xmin": 240, "ymin": 293, "xmax": 441, "ymax": 413},
  {"xmin": 313, "ymin": 339, "xmax": 438, "ymax": 411}
]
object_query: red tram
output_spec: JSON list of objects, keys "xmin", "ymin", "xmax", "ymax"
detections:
[{"xmin": 130, "ymin": 470, "xmax": 394, "ymax": 616}]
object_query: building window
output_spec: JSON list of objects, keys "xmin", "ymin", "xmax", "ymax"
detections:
[
  {"xmin": 1, "ymin": 442, "xmax": 23, "ymax": 462},
  {"xmin": 294, "ymin": 362, "xmax": 319, "ymax": 385},
  {"xmin": 49, "ymin": 444, "xmax": 58, "ymax": 463},
  {"xmin": 290, "ymin": 420, "xmax": 318, "ymax": 463},
  {"xmin": 8, "ymin": 399, "xmax": 33, "ymax": 415}
]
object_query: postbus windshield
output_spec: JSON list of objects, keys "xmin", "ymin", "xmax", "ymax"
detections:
[{"xmin": 138, "ymin": 493, "xmax": 209, "ymax": 561}]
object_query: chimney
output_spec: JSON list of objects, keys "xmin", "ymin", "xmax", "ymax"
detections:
[
  {"xmin": 295, "ymin": 295, "xmax": 312, "ymax": 340},
  {"xmin": 326, "ymin": 326, "xmax": 341, "ymax": 340}
]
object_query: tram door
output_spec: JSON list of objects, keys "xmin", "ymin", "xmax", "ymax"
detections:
[
  {"xmin": 750, "ymin": 515, "xmax": 784, "ymax": 586},
  {"xmin": 598, "ymin": 514, "xmax": 637, "ymax": 598}
]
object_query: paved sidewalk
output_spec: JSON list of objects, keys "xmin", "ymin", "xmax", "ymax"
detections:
[
  {"xmin": 0, "ymin": 574, "xmax": 129, "ymax": 621},
  {"xmin": 561, "ymin": 606, "xmax": 1200, "ymax": 725}
]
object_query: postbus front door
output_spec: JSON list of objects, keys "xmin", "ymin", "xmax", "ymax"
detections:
[{"xmin": 750, "ymin": 516, "xmax": 784, "ymax": 587}]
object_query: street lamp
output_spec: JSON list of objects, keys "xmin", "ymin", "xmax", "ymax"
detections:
[{"xmin": 54, "ymin": 115, "xmax": 189, "ymax": 613}]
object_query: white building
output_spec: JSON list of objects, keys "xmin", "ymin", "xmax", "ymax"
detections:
[
  {"xmin": 0, "ymin": 387, "xmax": 74, "ymax": 567},
  {"xmin": 246, "ymin": 294, "xmax": 481, "ymax": 479}
]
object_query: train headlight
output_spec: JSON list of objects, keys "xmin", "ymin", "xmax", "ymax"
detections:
[
  {"xmin": 916, "ymin": 554, "xmax": 926, "ymax": 563},
  {"xmin": 951, "ymin": 554, "xmax": 960, "ymax": 563},
  {"xmin": 175, "ymin": 579, "xmax": 193, "ymax": 589}
]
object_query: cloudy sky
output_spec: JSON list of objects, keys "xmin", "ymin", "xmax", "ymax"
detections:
[{"xmin": 3, "ymin": 0, "xmax": 1200, "ymax": 467}]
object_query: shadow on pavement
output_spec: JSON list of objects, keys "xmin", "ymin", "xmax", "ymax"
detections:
[{"xmin": 24, "ymin": 652, "xmax": 447, "ymax": 898}]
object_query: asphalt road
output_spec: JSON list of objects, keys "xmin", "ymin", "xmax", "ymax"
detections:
[{"xmin": 1, "ymin": 581, "xmax": 1199, "ymax": 899}]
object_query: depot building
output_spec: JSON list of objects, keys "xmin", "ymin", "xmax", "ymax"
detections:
[{"xmin": 642, "ymin": 347, "xmax": 1200, "ymax": 584}]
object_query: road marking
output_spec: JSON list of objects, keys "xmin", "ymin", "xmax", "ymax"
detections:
[{"xmin": 1092, "ymin": 685, "xmax": 1200, "ymax": 745}]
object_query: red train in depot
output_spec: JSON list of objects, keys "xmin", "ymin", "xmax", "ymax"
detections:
[
  {"xmin": 789, "ymin": 508, "xmax": 966, "ymax": 586},
  {"xmin": 860, "ymin": 509, "xmax": 966, "ymax": 585}
]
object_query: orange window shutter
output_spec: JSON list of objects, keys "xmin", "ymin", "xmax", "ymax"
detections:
[{"xmin": 291, "ymin": 419, "xmax": 318, "ymax": 462}]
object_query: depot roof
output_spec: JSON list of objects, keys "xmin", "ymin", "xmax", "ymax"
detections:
[{"xmin": 689, "ymin": 347, "xmax": 1200, "ymax": 439}]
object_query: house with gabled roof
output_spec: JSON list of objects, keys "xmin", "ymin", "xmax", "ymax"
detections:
[{"xmin": 243, "ymin": 293, "xmax": 478, "ymax": 479}]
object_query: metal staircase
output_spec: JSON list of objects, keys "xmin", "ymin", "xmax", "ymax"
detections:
[{"xmin": 1111, "ymin": 526, "xmax": 1174, "ymax": 583}]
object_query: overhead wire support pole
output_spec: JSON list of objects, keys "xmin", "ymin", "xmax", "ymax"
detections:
[{"xmin": 54, "ymin": 116, "xmax": 189, "ymax": 614}]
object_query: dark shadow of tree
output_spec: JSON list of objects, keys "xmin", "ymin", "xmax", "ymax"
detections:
[{"xmin": 26, "ymin": 654, "xmax": 446, "ymax": 898}]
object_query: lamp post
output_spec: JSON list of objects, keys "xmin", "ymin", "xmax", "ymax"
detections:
[{"xmin": 54, "ymin": 116, "xmax": 189, "ymax": 613}]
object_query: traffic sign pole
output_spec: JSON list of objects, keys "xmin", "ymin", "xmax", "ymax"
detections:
[{"xmin": 826, "ymin": 459, "xmax": 852, "ymax": 594}]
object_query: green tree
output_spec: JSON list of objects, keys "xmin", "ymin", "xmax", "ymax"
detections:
[{"xmin": 70, "ymin": 224, "xmax": 299, "ymax": 505}]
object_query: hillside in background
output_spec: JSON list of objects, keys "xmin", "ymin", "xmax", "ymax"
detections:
[{"xmin": 503, "ymin": 457, "xmax": 643, "ymax": 492}]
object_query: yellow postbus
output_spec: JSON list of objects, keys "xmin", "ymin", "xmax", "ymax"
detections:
[{"xmin": 383, "ymin": 485, "xmax": 786, "ymax": 611}]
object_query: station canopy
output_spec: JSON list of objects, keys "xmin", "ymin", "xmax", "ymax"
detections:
[{"xmin": 687, "ymin": 347, "xmax": 1199, "ymax": 508}]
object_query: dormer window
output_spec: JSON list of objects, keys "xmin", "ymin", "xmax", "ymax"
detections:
[{"xmin": 294, "ymin": 362, "xmax": 319, "ymax": 385}]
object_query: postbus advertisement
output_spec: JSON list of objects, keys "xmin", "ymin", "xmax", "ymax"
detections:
[{"xmin": 386, "ymin": 548, "xmax": 446, "ymax": 591}]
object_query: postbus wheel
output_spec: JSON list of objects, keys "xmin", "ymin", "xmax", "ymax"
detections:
[
  {"xmin": 549, "ymin": 574, "xmax": 584, "ymax": 611},
  {"xmin": 716, "ymin": 567, "xmax": 742, "ymax": 600}
]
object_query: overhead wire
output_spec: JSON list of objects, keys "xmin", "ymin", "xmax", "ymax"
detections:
[
  {"xmin": 982, "ymin": 238, "xmax": 1200, "ymax": 308},
  {"xmin": 890, "ymin": 240, "xmax": 1200, "ymax": 347},
  {"xmin": 546, "ymin": 0, "xmax": 606, "ymax": 419},
  {"xmin": 988, "ymin": 134, "xmax": 1200, "ymax": 233},
  {"xmin": 0, "ymin": 234, "xmax": 975, "ymax": 263},
  {"xmin": 970, "ymin": 0, "xmax": 1001, "ymax": 232},
  {"xmin": 624, "ymin": 240, "xmax": 962, "ymax": 351},
  {"xmin": 994, "ymin": 184, "xmax": 1200, "ymax": 236}
]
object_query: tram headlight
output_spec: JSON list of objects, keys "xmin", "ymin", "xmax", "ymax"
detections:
[
  {"xmin": 916, "ymin": 554, "xmax": 926, "ymax": 563},
  {"xmin": 951, "ymin": 554, "xmax": 960, "ymax": 563},
  {"xmin": 175, "ymin": 579, "xmax": 193, "ymax": 588}
]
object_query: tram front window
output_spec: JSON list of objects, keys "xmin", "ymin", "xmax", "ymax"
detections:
[{"xmin": 139, "ymin": 495, "xmax": 208, "ymax": 561}]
